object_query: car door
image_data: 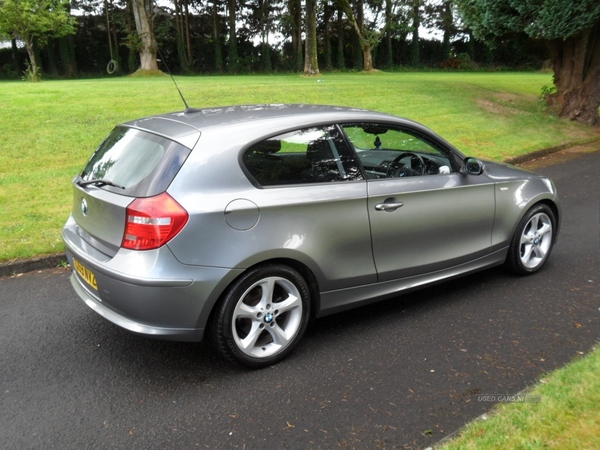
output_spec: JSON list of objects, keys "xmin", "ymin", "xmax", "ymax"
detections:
[
  {"xmin": 235, "ymin": 124, "xmax": 376, "ymax": 292},
  {"xmin": 341, "ymin": 123, "xmax": 496, "ymax": 282}
]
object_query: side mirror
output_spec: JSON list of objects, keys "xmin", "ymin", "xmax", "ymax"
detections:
[{"xmin": 463, "ymin": 157, "xmax": 485, "ymax": 175}]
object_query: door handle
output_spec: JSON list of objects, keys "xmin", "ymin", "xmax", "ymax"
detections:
[{"xmin": 375, "ymin": 202, "xmax": 404, "ymax": 212}]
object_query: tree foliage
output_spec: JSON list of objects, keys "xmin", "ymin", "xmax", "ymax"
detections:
[
  {"xmin": 0, "ymin": 0, "xmax": 76, "ymax": 79},
  {"xmin": 457, "ymin": 0, "xmax": 600, "ymax": 125},
  {"xmin": 0, "ymin": 0, "xmax": 566, "ymax": 81},
  {"xmin": 459, "ymin": 0, "xmax": 600, "ymax": 41},
  {"xmin": 335, "ymin": 0, "xmax": 386, "ymax": 71}
]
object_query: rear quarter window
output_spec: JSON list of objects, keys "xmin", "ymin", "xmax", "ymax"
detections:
[{"xmin": 80, "ymin": 127, "xmax": 192, "ymax": 197}]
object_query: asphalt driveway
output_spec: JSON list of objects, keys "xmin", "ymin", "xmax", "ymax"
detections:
[{"xmin": 1, "ymin": 147, "xmax": 599, "ymax": 449}]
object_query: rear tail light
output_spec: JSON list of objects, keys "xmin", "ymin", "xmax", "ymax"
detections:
[{"xmin": 122, "ymin": 193, "xmax": 189, "ymax": 250}]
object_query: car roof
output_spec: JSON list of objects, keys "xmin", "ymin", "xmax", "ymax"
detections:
[
  {"xmin": 122, "ymin": 104, "xmax": 434, "ymax": 149},
  {"xmin": 145, "ymin": 104, "xmax": 397, "ymax": 127}
]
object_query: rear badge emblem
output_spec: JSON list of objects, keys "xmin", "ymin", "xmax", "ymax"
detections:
[{"xmin": 81, "ymin": 198, "xmax": 88, "ymax": 216}]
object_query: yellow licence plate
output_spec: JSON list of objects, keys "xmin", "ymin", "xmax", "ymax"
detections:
[{"xmin": 73, "ymin": 258, "xmax": 98, "ymax": 290}]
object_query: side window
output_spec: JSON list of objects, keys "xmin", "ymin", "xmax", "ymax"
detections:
[
  {"xmin": 242, "ymin": 125, "xmax": 363, "ymax": 186},
  {"xmin": 342, "ymin": 124, "xmax": 453, "ymax": 179}
]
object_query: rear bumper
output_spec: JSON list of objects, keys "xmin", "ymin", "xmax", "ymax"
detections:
[
  {"xmin": 63, "ymin": 215, "xmax": 243, "ymax": 342},
  {"xmin": 69, "ymin": 271, "xmax": 203, "ymax": 341}
]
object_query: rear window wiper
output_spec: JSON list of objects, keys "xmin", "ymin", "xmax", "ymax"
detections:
[{"xmin": 77, "ymin": 178, "xmax": 125, "ymax": 189}]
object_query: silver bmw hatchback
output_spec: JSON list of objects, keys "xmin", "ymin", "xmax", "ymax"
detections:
[{"xmin": 63, "ymin": 104, "xmax": 560, "ymax": 368}]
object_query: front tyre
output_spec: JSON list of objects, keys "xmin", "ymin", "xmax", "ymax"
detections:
[
  {"xmin": 210, "ymin": 264, "xmax": 311, "ymax": 369},
  {"xmin": 504, "ymin": 203, "xmax": 556, "ymax": 275}
]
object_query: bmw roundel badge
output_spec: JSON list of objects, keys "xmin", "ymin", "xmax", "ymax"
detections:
[{"xmin": 81, "ymin": 198, "xmax": 88, "ymax": 216}]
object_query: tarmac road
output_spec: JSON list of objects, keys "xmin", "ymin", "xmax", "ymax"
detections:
[{"xmin": 1, "ymin": 149, "xmax": 599, "ymax": 450}]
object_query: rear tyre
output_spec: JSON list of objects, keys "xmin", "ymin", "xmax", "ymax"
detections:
[
  {"xmin": 210, "ymin": 264, "xmax": 311, "ymax": 369},
  {"xmin": 504, "ymin": 203, "xmax": 556, "ymax": 275}
]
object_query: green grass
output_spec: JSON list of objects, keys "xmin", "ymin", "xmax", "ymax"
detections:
[
  {"xmin": 1, "ymin": 72, "xmax": 599, "ymax": 261},
  {"xmin": 440, "ymin": 346, "xmax": 600, "ymax": 450}
]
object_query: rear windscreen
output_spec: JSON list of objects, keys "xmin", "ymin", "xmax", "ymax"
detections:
[{"xmin": 80, "ymin": 126, "xmax": 192, "ymax": 197}]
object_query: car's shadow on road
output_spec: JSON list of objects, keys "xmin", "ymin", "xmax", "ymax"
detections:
[{"xmin": 67, "ymin": 265, "xmax": 522, "ymax": 384}]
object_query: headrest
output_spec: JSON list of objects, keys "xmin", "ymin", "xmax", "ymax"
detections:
[{"xmin": 251, "ymin": 140, "xmax": 281, "ymax": 155}]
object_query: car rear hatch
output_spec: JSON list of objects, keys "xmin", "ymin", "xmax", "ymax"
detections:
[{"xmin": 68, "ymin": 122, "xmax": 198, "ymax": 258}]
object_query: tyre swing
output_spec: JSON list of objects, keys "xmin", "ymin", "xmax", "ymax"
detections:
[{"xmin": 104, "ymin": 0, "xmax": 119, "ymax": 75}]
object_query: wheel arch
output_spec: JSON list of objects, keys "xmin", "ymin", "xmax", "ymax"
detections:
[
  {"xmin": 511, "ymin": 197, "xmax": 561, "ymax": 244},
  {"xmin": 503, "ymin": 199, "xmax": 559, "ymax": 275},
  {"xmin": 497, "ymin": 189, "xmax": 561, "ymax": 250},
  {"xmin": 537, "ymin": 199, "xmax": 561, "ymax": 241},
  {"xmin": 205, "ymin": 257, "xmax": 322, "ymax": 333}
]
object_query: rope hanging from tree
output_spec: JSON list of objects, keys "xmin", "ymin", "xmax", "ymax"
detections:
[{"xmin": 105, "ymin": 0, "xmax": 119, "ymax": 74}]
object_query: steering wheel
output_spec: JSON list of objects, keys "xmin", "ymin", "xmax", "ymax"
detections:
[{"xmin": 387, "ymin": 152, "xmax": 426, "ymax": 178}]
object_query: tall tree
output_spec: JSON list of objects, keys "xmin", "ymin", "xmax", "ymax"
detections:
[
  {"xmin": 288, "ymin": 0, "xmax": 302, "ymax": 71},
  {"xmin": 212, "ymin": 0, "xmax": 223, "ymax": 72},
  {"xmin": 381, "ymin": 0, "xmax": 411, "ymax": 67},
  {"xmin": 457, "ymin": 0, "xmax": 600, "ymax": 125},
  {"xmin": 174, "ymin": 0, "xmax": 192, "ymax": 71},
  {"xmin": 410, "ymin": 0, "xmax": 420, "ymax": 65},
  {"xmin": 58, "ymin": 34, "xmax": 77, "ymax": 77},
  {"xmin": 10, "ymin": 38, "xmax": 20, "ymax": 73},
  {"xmin": 383, "ymin": 0, "xmax": 393, "ymax": 66},
  {"xmin": 0, "ymin": 0, "xmax": 76, "ymax": 79},
  {"xmin": 439, "ymin": 0, "xmax": 455, "ymax": 61},
  {"xmin": 336, "ymin": 7, "xmax": 346, "ymax": 69},
  {"xmin": 130, "ymin": 0, "xmax": 159, "ymax": 71},
  {"xmin": 123, "ymin": 0, "xmax": 138, "ymax": 72},
  {"xmin": 323, "ymin": 0, "xmax": 334, "ymax": 70},
  {"xmin": 354, "ymin": 0, "xmax": 365, "ymax": 68},
  {"xmin": 260, "ymin": 0, "xmax": 271, "ymax": 71},
  {"xmin": 304, "ymin": 0, "xmax": 319, "ymax": 74},
  {"xmin": 247, "ymin": 0, "xmax": 279, "ymax": 71},
  {"xmin": 227, "ymin": 0, "xmax": 238, "ymax": 72},
  {"xmin": 336, "ymin": 0, "xmax": 383, "ymax": 71},
  {"xmin": 427, "ymin": 0, "xmax": 456, "ymax": 61}
]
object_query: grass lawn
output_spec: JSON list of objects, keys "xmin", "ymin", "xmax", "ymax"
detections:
[
  {"xmin": 439, "ymin": 346, "xmax": 600, "ymax": 450},
  {"xmin": 1, "ymin": 72, "xmax": 599, "ymax": 262},
  {"xmin": 1, "ymin": 72, "xmax": 599, "ymax": 448}
]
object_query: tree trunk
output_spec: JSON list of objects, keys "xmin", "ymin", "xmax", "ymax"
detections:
[
  {"xmin": 174, "ymin": 0, "xmax": 192, "ymax": 71},
  {"xmin": 174, "ymin": 0, "xmax": 185, "ymax": 70},
  {"xmin": 184, "ymin": 0, "xmax": 192, "ymax": 64},
  {"xmin": 441, "ymin": 1, "xmax": 452, "ymax": 61},
  {"xmin": 289, "ymin": 0, "xmax": 302, "ymax": 71},
  {"xmin": 410, "ymin": 0, "xmax": 420, "ymax": 66},
  {"xmin": 46, "ymin": 39, "xmax": 59, "ymax": 76},
  {"xmin": 384, "ymin": 0, "xmax": 393, "ymax": 67},
  {"xmin": 125, "ymin": 0, "xmax": 137, "ymax": 72},
  {"xmin": 213, "ymin": 0, "xmax": 223, "ymax": 72},
  {"xmin": 547, "ymin": 23, "xmax": 600, "ymax": 126},
  {"xmin": 130, "ymin": 0, "xmax": 158, "ymax": 71},
  {"xmin": 346, "ymin": 1, "xmax": 375, "ymax": 72},
  {"xmin": 11, "ymin": 39, "xmax": 20, "ymax": 74},
  {"xmin": 323, "ymin": 0, "xmax": 333, "ymax": 70},
  {"xmin": 58, "ymin": 1, "xmax": 77, "ymax": 77},
  {"xmin": 228, "ymin": 0, "xmax": 238, "ymax": 72},
  {"xmin": 337, "ymin": 8, "xmax": 345, "ymax": 69},
  {"xmin": 304, "ymin": 0, "xmax": 319, "ymax": 75},
  {"xmin": 24, "ymin": 36, "xmax": 39, "ymax": 77},
  {"xmin": 353, "ymin": 0, "xmax": 364, "ymax": 69},
  {"xmin": 362, "ymin": 45, "xmax": 373, "ymax": 71},
  {"xmin": 258, "ymin": 0, "xmax": 271, "ymax": 71}
]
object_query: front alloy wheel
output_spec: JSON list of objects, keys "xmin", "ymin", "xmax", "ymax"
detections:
[
  {"xmin": 505, "ymin": 203, "xmax": 556, "ymax": 275},
  {"xmin": 210, "ymin": 264, "xmax": 310, "ymax": 368}
]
